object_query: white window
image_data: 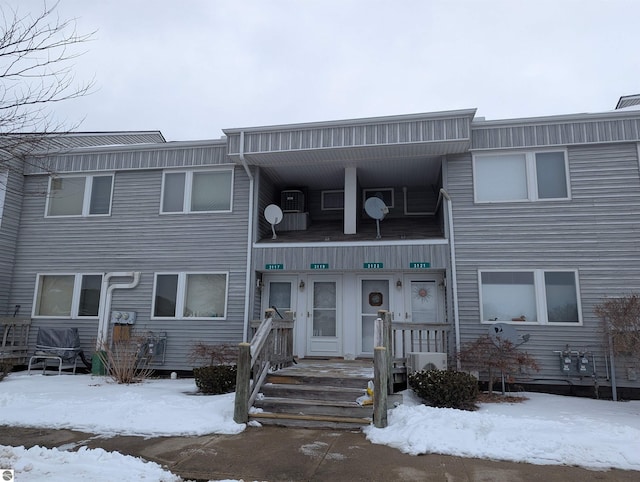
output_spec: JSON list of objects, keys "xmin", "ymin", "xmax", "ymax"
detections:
[
  {"xmin": 152, "ymin": 272, "xmax": 228, "ymax": 319},
  {"xmin": 363, "ymin": 188, "xmax": 394, "ymax": 208},
  {"xmin": 0, "ymin": 170, "xmax": 7, "ymax": 227},
  {"xmin": 46, "ymin": 174, "xmax": 114, "ymax": 217},
  {"xmin": 161, "ymin": 169, "xmax": 233, "ymax": 214},
  {"xmin": 479, "ymin": 269, "xmax": 581, "ymax": 325},
  {"xmin": 473, "ymin": 150, "xmax": 569, "ymax": 202},
  {"xmin": 321, "ymin": 190, "xmax": 344, "ymax": 210},
  {"xmin": 33, "ymin": 273, "xmax": 102, "ymax": 318}
]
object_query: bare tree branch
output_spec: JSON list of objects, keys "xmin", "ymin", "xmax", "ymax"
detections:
[{"xmin": 0, "ymin": 1, "xmax": 95, "ymax": 190}]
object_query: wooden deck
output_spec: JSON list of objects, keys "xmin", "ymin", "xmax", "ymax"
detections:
[{"xmin": 271, "ymin": 359, "xmax": 374, "ymax": 379}]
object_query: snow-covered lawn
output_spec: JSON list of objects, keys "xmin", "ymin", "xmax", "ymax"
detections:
[{"xmin": 0, "ymin": 372, "xmax": 639, "ymax": 481}]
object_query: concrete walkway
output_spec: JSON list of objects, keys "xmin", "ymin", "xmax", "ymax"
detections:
[{"xmin": 1, "ymin": 425, "xmax": 637, "ymax": 481}]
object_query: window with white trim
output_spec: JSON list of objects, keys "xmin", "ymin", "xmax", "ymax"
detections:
[
  {"xmin": 33, "ymin": 273, "xmax": 102, "ymax": 318},
  {"xmin": 321, "ymin": 190, "xmax": 344, "ymax": 210},
  {"xmin": 479, "ymin": 269, "xmax": 581, "ymax": 324},
  {"xmin": 473, "ymin": 151, "xmax": 569, "ymax": 202},
  {"xmin": 46, "ymin": 174, "xmax": 114, "ymax": 216},
  {"xmin": 161, "ymin": 169, "xmax": 233, "ymax": 214},
  {"xmin": 152, "ymin": 272, "xmax": 228, "ymax": 319}
]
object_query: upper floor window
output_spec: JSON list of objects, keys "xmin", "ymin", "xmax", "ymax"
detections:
[
  {"xmin": 33, "ymin": 273, "xmax": 102, "ymax": 318},
  {"xmin": 473, "ymin": 151, "xmax": 569, "ymax": 203},
  {"xmin": 152, "ymin": 272, "xmax": 228, "ymax": 319},
  {"xmin": 161, "ymin": 169, "xmax": 233, "ymax": 214},
  {"xmin": 479, "ymin": 269, "xmax": 581, "ymax": 325},
  {"xmin": 46, "ymin": 174, "xmax": 114, "ymax": 217}
]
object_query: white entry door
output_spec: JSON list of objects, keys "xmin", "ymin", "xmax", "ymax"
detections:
[
  {"xmin": 403, "ymin": 275, "xmax": 445, "ymax": 323},
  {"xmin": 307, "ymin": 276, "xmax": 342, "ymax": 357},
  {"xmin": 262, "ymin": 276, "xmax": 297, "ymax": 321},
  {"xmin": 359, "ymin": 277, "xmax": 391, "ymax": 356}
]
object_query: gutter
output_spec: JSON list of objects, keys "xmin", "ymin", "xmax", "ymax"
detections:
[
  {"xmin": 239, "ymin": 131, "xmax": 255, "ymax": 342},
  {"xmin": 96, "ymin": 272, "xmax": 141, "ymax": 351},
  {"xmin": 439, "ymin": 189, "xmax": 461, "ymax": 369}
]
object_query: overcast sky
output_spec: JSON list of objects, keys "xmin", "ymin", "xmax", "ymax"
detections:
[{"xmin": 14, "ymin": 0, "xmax": 640, "ymax": 141}]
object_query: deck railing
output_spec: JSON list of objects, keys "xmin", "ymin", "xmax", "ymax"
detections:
[
  {"xmin": 0, "ymin": 318, "xmax": 31, "ymax": 365},
  {"xmin": 373, "ymin": 311, "xmax": 451, "ymax": 428},
  {"xmin": 234, "ymin": 309, "xmax": 294, "ymax": 423}
]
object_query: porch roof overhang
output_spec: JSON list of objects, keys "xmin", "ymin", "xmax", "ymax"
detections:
[
  {"xmin": 223, "ymin": 109, "xmax": 475, "ymax": 189},
  {"xmin": 223, "ymin": 109, "xmax": 476, "ymax": 167}
]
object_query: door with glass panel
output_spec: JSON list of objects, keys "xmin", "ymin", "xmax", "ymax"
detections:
[
  {"xmin": 261, "ymin": 276, "xmax": 296, "ymax": 321},
  {"xmin": 307, "ymin": 277, "xmax": 342, "ymax": 356},
  {"xmin": 359, "ymin": 278, "xmax": 391, "ymax": 355},
  {"xmin": 403, "ymin": 275, "xmax": 444, "ymax": 323}
]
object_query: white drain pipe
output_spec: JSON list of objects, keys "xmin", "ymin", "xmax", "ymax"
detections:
[
  {"xmin": 439, "ymin": 189, "xmax": 461, "ymax": 369},
  {"xmin": 96, "ymin": 272, "xmax": 141, "ymax": 351}
]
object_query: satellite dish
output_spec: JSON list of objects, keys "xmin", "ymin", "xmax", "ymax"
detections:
[
  {"xmin": 364, "ymin": 197, "xmax": 389, "ymax": 239},
  {"xmin": 488, "ymin": 323, "xmax": 519, "ymax": 346},
  {"xmin": 264, "ymin": 204, "xmax": 283, "ymax": 240}
]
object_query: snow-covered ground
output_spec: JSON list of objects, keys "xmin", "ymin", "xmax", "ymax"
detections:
[{"xmin": 0, "ymin": 372, "xmax": 639, "ymax": 481}]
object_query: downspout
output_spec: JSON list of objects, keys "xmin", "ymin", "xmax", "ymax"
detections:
[
  {"xmin": 96, "ymin": 272, "xmax": 141, "ymax": 351},
  {"xmin": 439, "ymin": 189, "xmax": 461, "ymax": 369},
  {"xmin": 239, "ymin": 131, "xmax": 255, "ymax": 342}
]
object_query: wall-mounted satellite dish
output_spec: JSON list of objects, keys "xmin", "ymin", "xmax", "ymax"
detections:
[
  {"xmin": 488, "ymin": 323, "xmax": 518, "ymax": 346},
  {"xmin": 264, "ymin": 204, "xmax": 283, "ymax": 240},
  {"xmin": 364, "ymin": 196, "xmax": 389, "ymax": 239}
]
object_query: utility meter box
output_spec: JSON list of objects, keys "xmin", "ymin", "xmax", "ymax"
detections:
[{"xmin": 110, "ymin": 311, "xmax": 137, "ymax": 324}]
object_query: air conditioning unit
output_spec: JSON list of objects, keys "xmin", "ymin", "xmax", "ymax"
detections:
[
  {"xmin": 281, "ymin": 190, "xmax": 305, "ymax": 212},
  {"xmin": 407, "ymin": 352, "xmax": 447, "ymax": 373}
]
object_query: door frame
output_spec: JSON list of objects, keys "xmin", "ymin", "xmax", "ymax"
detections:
[
  {"xmin": 357, "ymin": 274, "xmax": 394, "ymax": 357},
  {"xmin": 306, "ymin": 274, "xmax": 343, "ymax": 357},
  {"xmin": 402, "ymin": 272, "xmax": 446, "ymax": 323}
]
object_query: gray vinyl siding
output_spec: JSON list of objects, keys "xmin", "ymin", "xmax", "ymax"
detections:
[
  {"xmin": 9, "ymin": 165, "xmax": 250, "ymax": 370},
  {"xmin": 225, "ymin": 110, "xmax": 475, "ymax": 156},
  {"xmin": 253, "ymin": 243, "xmax": 449, "ymax": 272},
  {"xmin": 0, "ymin": 162, "xmax": 24, "ymax": 315},
  {"xmin": 447, "ymin": 143, "xmax": 640, "ymax": 388},
  {"xmin": 473, "ymin": 114, "xmax": 640, "ymax": 150},
  {"xmin": 24, "ymin": 142, "xmax": 227, "ymax": 175}
]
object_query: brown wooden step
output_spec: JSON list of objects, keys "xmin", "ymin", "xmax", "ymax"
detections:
[
  {"xmin": 260, "ymin": 383, "xmax": 367, "ymax": 402},
  {"xmin": 249, "ymin": 411, "xmax": 372, "ymax": 430},
  {"xmin": 254, "ymin": 396, "xmax": 373, "ymax": 418}
]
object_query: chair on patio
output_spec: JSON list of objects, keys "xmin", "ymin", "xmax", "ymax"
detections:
[{"xmin": 28, "ymin": 327, "xmax": 82, "ymax": 375}]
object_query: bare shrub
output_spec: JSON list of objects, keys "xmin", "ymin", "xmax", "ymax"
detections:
[
  {"xmin": 595, "ymin": 294, "xmax": 640, "ymax": 360},
  {"xmin": 458, "ymin": 335, "xmax": 539, "ymax": 394},
  {"xmin": 188, "ymin": 342, "xmax": 238, "ymax": 367},
  {"xmin": 97, "ymin": 335, "xmax": 155, "ymax": 384}
]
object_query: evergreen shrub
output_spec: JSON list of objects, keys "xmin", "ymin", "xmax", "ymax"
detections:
[
  {"xmin": 193, "ymin": 365, "xmax": 237, "ymax": 394},
  {"xmin": 408, "ymin": 369, "xmax": 479, "ymax": 410}
]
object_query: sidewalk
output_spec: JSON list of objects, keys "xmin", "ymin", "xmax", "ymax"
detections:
[{"xmin": 1, "ymin": 425, "xmax": 637, "ymax": 482}]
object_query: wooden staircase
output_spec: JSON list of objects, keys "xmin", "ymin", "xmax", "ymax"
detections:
[{"xmin": 249, "ymin": 360, "xmax": 375, "ymax": 430}]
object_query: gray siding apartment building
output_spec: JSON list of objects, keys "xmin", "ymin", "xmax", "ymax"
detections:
[{"xmin": 1, "ymin": 95, "xmax": 639, "ymax": 394}]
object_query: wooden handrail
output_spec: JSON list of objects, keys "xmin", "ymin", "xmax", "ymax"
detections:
[{"xmin": 234, "ymin": 309, "xmax": 294, "ymax": 423}]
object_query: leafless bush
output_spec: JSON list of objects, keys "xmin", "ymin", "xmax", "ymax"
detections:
[
  {"xmin": 97, "ymin": 335, "xmax": 155, "ymax": 384},
  {"xmin": 458, "ymin": 335, "xmax": 539, "ymax": 394},
  {"xmin": 595, "ymin": 295, "xmax": 640, "ymax": 360},
  {"xmin": 188, "ymin": 342, "xmax": 237, "ymax": 367}
]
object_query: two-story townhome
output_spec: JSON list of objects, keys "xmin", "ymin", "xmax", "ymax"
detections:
[
  {"xmin": 4, "ymin": 133, "xmax": 251, "ymax": 369},
  {"xmin": 2, "ymin": 95, "xmax": 639, "ymax": 394}
]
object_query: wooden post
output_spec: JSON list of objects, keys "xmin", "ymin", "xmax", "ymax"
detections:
[
  {"xmin": 373, "ymin": 346, "xmax": 388, "ymax": 428},
  {"xmin": 382, "ymin": 311, "xmax": 393, "ymax": 394},
  {"xmin": 233, "ymin": 342, "xmax": 251, "ymax": 423}
]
